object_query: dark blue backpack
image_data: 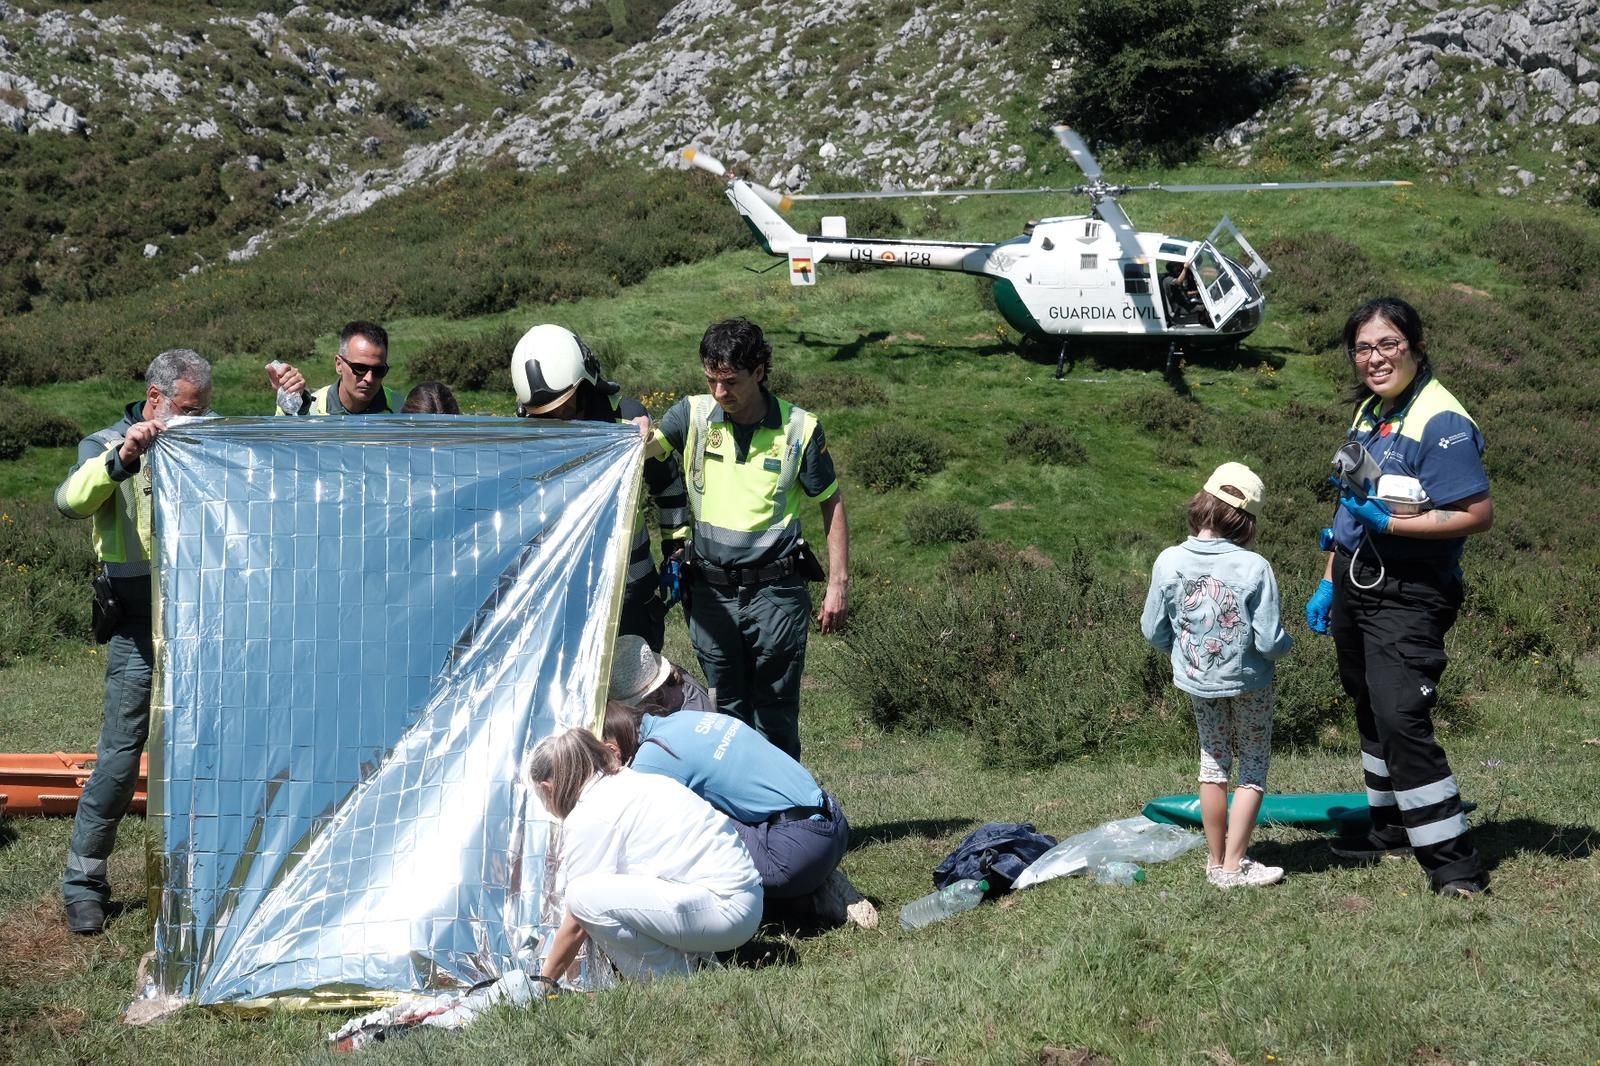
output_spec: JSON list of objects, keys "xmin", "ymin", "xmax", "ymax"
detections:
[{"xmin": 933, "ymin": 822, "xmax": 1059, "ymax": 894}]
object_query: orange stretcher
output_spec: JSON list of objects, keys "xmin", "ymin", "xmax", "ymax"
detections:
[{"xmin": 0, "ymin": 752, "xmax": 148, "ymax": 816}]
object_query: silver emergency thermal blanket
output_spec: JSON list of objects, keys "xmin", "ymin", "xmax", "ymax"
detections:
[{"xmin": 141, "ymin": 415, "xmax": 642, "ymax": 1009}]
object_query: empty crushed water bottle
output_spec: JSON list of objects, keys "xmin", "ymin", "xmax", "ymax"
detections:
[
  {"xmin": 1094, "ymin": 862, "xmax": 1146, "ymax": 886},
  {"xmin": 899, "ymin": 878, "xmax": 988, "ymax": 930},
  {"xmin": 268, "ymin": 360, "xmax": 303, "ymax": 415}
]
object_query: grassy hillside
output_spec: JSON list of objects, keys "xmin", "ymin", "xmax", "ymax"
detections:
[{"xmin": 2, "ymin": 164, "xmax": 1599, "ymax": 1062}]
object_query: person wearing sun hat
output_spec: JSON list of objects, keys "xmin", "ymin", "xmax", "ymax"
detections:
[
  {"xmin": 604, "ymin": 635, "xmax": 878, "ymax": 928},
  {"xmin": 1141, "ymin": 461, "xmax": 1294, "ymax": 890},
  {"xmin": 608, "ymin": 634, "xmax": 715, "ymax": 714}
]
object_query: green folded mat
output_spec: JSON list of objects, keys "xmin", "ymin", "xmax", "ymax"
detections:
[{"xmin": 1142, "ymin": 792, "xmax": 1475, "ymax": 834}]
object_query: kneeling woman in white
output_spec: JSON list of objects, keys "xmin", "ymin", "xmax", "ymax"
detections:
[{"xmin": 530, "ymin": 728, "xmax": 762, "ymax": 981}]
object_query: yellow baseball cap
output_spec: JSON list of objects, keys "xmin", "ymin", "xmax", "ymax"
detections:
[{"xmin": 1203, "ymin": 462, "xmax": 1264, "ymax": 516}]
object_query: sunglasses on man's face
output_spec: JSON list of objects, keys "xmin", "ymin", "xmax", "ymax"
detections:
[{"xmin": 340, "ymin": 354, "xmax": 390, "ymax": 380}]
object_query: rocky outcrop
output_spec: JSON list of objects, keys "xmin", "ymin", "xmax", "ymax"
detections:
[
  {"xmin": 1218, "ymin": 0, "xmax": 1599, "ymax": 197},
  {"xmin": 0, "ymin": 71, "xmax": 85, "ymax": 133},
  {"xmin": 3, "ymin": 0, "xmax": 1593, "ymax": 265}
]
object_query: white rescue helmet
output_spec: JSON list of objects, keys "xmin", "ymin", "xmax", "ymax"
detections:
[{"xmin": 510, "ymin": 324, "xmax": 615, "ymax": 415}]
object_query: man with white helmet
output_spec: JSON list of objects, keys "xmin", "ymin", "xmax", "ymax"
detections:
[{"xmin": 512, "ymin": 323, "xmax": 689, "ymax": 652}]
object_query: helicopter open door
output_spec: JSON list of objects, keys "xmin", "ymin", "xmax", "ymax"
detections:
[
  {"xmin": 1206, "ymin": 216, "xmax": 1270, "ymax": 280},
  {"xmin": 1189, "ymin": 242, "xmax": 1248, "ymax": 329}
]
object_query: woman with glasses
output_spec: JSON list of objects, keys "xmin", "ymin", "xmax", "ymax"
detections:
[
  {"xmin": 529, "ymin": 727, "xmax": 761, "ymax": 983},
  {"xmin": 1304, "ymin": 296, "xmax": 1493, "ymax": 899}
]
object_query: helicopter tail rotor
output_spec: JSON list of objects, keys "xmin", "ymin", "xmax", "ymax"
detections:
[{"xmin": 680, "ymin": 146, "xmax": 792, "ymax": 211}]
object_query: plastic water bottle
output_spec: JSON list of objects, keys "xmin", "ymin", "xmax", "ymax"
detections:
[
  {"xmin": 268, "ymin": 361, "xmax": 303, "ymax": 415},
  {"xmin": 898, "ymin": 879, "xmax": 988, "ymax": 930},
  {"xmin": 1094, "ymin": 862, "xmax": 1146, "ymax": 886}
]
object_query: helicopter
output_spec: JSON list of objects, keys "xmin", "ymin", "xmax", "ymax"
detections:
[{"xmin": 682, "ymin": 126, "xmax": 1411, "ymax": 376}]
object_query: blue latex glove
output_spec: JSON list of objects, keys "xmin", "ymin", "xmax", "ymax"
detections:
[
  {"xmin": 1305, "ymin": 578, "xmax": 1335, "ymax": 635},
  {"xmin": 1339, "ymin": 489, "xmax": 1391, "ymax": 534},
  {"xmin": 659, "ymin": 553, "xmax": 685, "ymax": 608}
]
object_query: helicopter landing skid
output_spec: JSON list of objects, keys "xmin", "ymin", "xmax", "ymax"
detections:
[{"xmin": 1165, "ymin": 339, "xmax": 1184, "ymax": 377}]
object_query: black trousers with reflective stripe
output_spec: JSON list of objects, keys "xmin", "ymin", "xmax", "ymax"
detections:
[{"xmin": 1331, "ymin": 546, "xmax": 1486, "ymax": 889}]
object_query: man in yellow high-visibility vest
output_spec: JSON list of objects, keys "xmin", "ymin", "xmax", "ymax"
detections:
[
  {"xmin": 55, "ymin": 348, "xmax": 213, "ymax": 935},
  {"xmin": 266, "ymin": 321, "xmax": 403, "ymax": 416},
  {"xmin": 649, "ymin": 319, "xmax": 849, "ymax": 758}
]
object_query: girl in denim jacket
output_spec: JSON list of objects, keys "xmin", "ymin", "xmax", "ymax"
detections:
[{"xmin": 1141, "ymin": 463, "xmax": 1294, "ymax": 889}]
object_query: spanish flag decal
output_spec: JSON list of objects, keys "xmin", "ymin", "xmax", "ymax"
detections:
[{"xmin": 788, "ymin": 244, "xmax": 817, "ymax": 287}]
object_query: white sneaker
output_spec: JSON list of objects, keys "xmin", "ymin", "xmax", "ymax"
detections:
[
  {"xmin": 1238, "ymin": 857, "xmax": 1284, "ymax": 886},
  {"xmin": 1207, "ymin": 858, "xmax": 1284, "ymax": 889},
  {"xmin": 813, "ymin": 869, "xmax": 879, "ymax": 929}
]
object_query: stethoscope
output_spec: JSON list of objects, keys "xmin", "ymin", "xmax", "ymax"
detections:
[{"xmin": 1342, "ymin": 371, "xmax": 1430, "ymax": 590}]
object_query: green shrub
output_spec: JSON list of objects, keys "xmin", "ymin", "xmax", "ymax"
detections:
[
  {"xmin": 0, "ymin": 163, "xmax": 749, "ymax": 387},
  {"xmin": 1032, "ymin": 0, "xmax": 1266, "ymax": 159},
  {"xmin": 1475, "ymin": 218, "xmax": 1593, "ymax": 291},
  {"xmin": 848, "ymin": 425, "xmax": 947, "ymax": 492},
  {"xmin": 0, "ymin": 498, "xmax": 98, "ymax": 659},
  {"xmin": 1005, "ymin": 421, "xmax": 1087, "ymax": 465},
  {"xmin": 23, "ymin": 410, "xmax": 82, "ymax": 448},
  {"xmin": 906, "ymin": 501, "xmax": 982, "ymax": 546},
  {"xmin": 409, "ymin": 324, "xmax": 521, "ymax": 392},
  {"xmin": 1117, "ymin": 390, "xmax": 1208, "ymax": 443},
  {"xmin": 0, "ymin": 392, "xmax": 79, "ymax": 461},
  {"xmin": 942, "ymin": 539, "xmax": 1043, "ymax": 579},
  {"xmin": 0, "ymin": 426, "xmax": 26, "ymax": 462},
  {"xmin": 1257, "ymin": 233, "xmax": 1393, "ymax": 357},
  {"xmin": 838, "ymin": 550, "xmax": 1177, "ymax": 766},
  {"xmin": 782, "ymin": 373, "xmax": 889, "ymax": 412}
]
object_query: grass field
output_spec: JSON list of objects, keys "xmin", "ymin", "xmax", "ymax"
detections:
[{"xmin": 3, "ymin": 173, "xmax": 1599, "ymax": 1064}]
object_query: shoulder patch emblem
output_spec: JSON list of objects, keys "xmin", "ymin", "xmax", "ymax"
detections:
[{"xmin": 1437, "ymin": 431, "xmax": 1470, "ymax": 449}]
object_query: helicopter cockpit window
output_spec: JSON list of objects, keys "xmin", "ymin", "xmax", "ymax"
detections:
[
  {"xmin": 1122, "ymin": 261, "xmax": 1150, "ymax": 294},
  {"xmin": 1193, "ymin": 247, "xmax": 1234, "ymax": 301},
  {"xmin": 1160, "ymin": 242, "xmax": 1189, "ymax": 257}
]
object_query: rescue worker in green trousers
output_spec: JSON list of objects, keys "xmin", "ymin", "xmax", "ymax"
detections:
[
  {"xmin": 511, "ymin": 323, "xmax": 690, "ymax": 652},
  {"xmin": 648, "ymin": 318, "xmax": 849, "ymax": 758},
  {"xmin": 56, "ymin": 348, "xmax": 213, "ymax": 935},
  {"xmin": 266, "ymin": 320, "xmax": 403, "ymax": 416}
]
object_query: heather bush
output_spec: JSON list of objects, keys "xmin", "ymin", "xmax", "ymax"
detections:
[
  {"xmin": 1005, "ymin": 421, "xmax": 1088, "ymax": 465},
  {"xmin": 838, "ymin": 550, "xmax": 1188, "ymax": 766},
  {"xmin": 0, "ymin": 391, "xmax": 83, "ymax": 460},
  {"xmin": 0, "ymin": 164, "xmax": 748, "ymax": 387},
  {"xmin": 1117, "ymin": 390, "xmax": 1209, "ymax": 444},
  {"xmin": 409, "ymin": 324, "xmax": 521, "ymax": 392},
  {"xmin": 0, "ymin": 498, "xmax": 98, "ymax": 659},
  {"xmin": 905, "ymin": 502, "xmax": 982, "ymax": 546},
  {"xmin": 783, "ymin": 373, "xmax": 889, "ymax": 412},
  {"xmin": 848, "ymin": 425, "xmax": 947, "ymax": 493}
]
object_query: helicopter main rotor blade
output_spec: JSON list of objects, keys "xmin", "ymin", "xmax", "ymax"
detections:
[
  {"xmin": 1152, "ymin": 180, "xmax": 1414, "ymax": 193},
  {"xmin": 1052, "ymin": 124, "xmax": 1102, "ymax": 182},
  {"xmin": 1094, "ymin": 197, "xmax": 1147, "ymax": 267},
  {"xmin": 681, "ymin": 146, "xmax": 727, "ymax": 177},
  {"xmin": 788, "ymin": 186, "xmax": 1086, "ymax": 202},
  {"xmin": 681, "ymin": 146, "xmax": 792, "ymax": 210}
]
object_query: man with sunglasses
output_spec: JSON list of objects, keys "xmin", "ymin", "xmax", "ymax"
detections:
[
  {"xmin": 267, "ymin": 321, "xmax": 403, "ymax": 416},
  {"xmin": 54, "ymin": 348, "xmax": 213, "ymax": 935}
]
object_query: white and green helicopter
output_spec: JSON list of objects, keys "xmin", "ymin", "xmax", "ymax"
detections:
[{"xmin": 683, "ymin": 126, "xmax": 1410, "ymax": 376}]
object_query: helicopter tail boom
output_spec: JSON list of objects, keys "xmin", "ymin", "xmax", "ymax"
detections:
[{"xmin": 809, "ymin": 235, "xmax": 993, "ymax": 274}]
